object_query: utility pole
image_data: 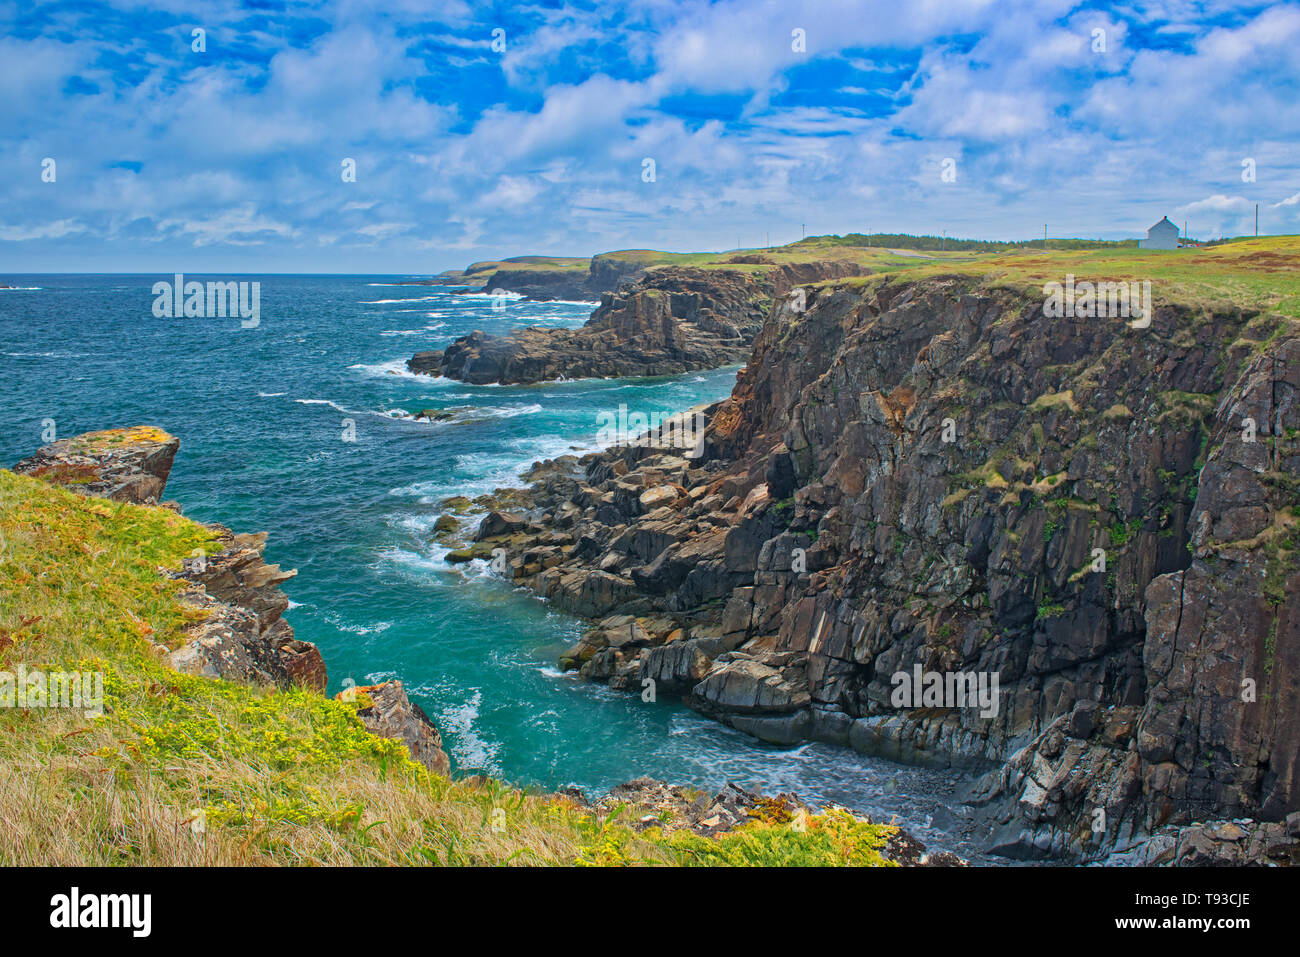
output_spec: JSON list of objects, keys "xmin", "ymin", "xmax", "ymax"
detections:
[
  {"xmin": 1256, "ymin": 204, "xmax": 1259, "ymax": 237},
  {"xmin": 802, "ymin": 223, "xmax": 805, "ymax": 239},
  {"xmin": 942, "ymin": 229, "xmax": 946, "ymax": 251},
  {"xmin": 1044, "ymin": 224, "xmax": 1047, "ymax": 249}
]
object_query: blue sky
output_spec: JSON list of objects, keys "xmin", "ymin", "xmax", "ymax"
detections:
[{"xmin": 2, "ymin": 0, "xmax": 1299, "ymax": 272}]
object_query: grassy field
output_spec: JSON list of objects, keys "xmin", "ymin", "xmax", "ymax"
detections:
[
  {"xmin": 444, "ymin": 235, "xmax": 1300, "ymax": 318},
  {"xmin": 0, "ymin": 466, "xmax": 899, "ymax": 866},
  {"xmin": 830, "ymin": 234, "xmax": 1300, "ymax": 318},
  {"xmin": 436, "ymin": 239, "xmax": 983, "ymax": 283},
  {"xmin": 459, "ymin": 255, "xmax": 592, "ymax": 276},
  {"xmin": 445, "ymin": 235, "xmax": 1300, "ymax": 318}
]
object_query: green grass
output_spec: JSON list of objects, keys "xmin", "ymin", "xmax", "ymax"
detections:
[
  {"xmin": 441, "ymin": 238, "xmax": 996, "ymax": 286},
  {"xmin": 837, "ymin": 234, "xmax": 1300, "ymax": 317},
  {"xmin": 461, "ymin": 256, "xmax": 592, "ymax": 276},
  {"xmin": 442, "ymin": 234, "xmax": 1300, "ymax": 319}
]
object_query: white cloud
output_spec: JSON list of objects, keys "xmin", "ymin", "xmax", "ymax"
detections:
[
  {"xmin": 2, "ymin": 0, "xmax": 1297, "ymax": 270},
  {"xmin": 0, "ymin": 219, "xmax": 88, "ymax": 241},
  {"xmin": 156, "ymin": 205, "xmax": 299, "ymax": 246}
]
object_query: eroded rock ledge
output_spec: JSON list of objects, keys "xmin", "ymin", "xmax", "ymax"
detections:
[
  {"xmin": 449, "ymin": 274, "xmax": 1300, "ymax": 864},
  {"xmin": 408, "ymin": 261, "xmax": 866, "ymax": 384}
]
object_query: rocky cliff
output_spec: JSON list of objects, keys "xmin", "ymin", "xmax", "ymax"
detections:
[
  {"xmin": 408, "ymin": 261, "xmax": 867, "ymax": 384},
  {"xmin": 460, "ymin": 273, "xmax": 1300, "ymax": 863},
  {"xmin": 467, "ymin": 267, "xmax": 591, "ymax": 302},
  {"xmin": 399, "ymin": 251, "xmax": 645, "ymax": 302},
  {"xmin": 12, "ymin": 427, "xmax": 452, "ymax": 776}
]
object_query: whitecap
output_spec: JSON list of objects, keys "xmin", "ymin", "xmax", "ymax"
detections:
[
  {"xmin": 346, "ymin": 358, "xmax": 430, "ymax": 380},
  {"xmin": 360, "ymin": 296, "xmax": 441, "ymax": 304},
  {"xmin": 437, "ymin": 691, "xmax": 500, "ymax": 774},
  {"xmin": 457, "ymin": 289, "xmax": 524, "ymax": 301},
  {"xmin": 478, "ymin": 402, "xmax": 542, "ymax": 419},
  {"xmin": 4, "ymin": 350, "xmax": 88, "ymax": 358}
]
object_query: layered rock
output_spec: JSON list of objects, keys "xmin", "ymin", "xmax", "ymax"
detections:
[
  {"xmin": 13, "ymin": 425, "xmax": 179, "ymax": 504},
  {"xmin": 409, "ymin": 261, "xmax": 866, "ymax": 384},
  {"xmin": 403, "ymin": 251, "xmax": 669, "ymax": 302},
  {"xmin": 454, "ymin": 273, "xmax": 1300, "ymax": 862},
  {"xmin": 467, "ymin": 267, "xmax": 590, "ymax": 301},
  {"xmin": 965, "ymin": 337, "xmax": 1300, "ymax": 860},
  {"xmin": 167, "ymin": 525, "xmax": 327, "ymax": 693}
]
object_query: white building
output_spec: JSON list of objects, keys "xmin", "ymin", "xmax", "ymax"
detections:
[{"xmin": 1138, "ymin": 216, "xmax": 1180, "ymax": 250}]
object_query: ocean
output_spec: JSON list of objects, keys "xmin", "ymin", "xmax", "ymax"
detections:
[{"xmin": 0, "ymin": 274, "xmax": 988, "ymax": 859}]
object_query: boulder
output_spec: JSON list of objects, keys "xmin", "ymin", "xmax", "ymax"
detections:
[
  {"xmin": 475, "ymin": 510, "xmax": 528, "ymax": 540},
  {"xmin": 339, "ymin": 681, "xmax": 450, "ymax": 776}
]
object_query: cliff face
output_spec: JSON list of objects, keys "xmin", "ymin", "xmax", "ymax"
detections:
[
  {"xmin": 456, "ymin": 250, "xmax": 676, "ymax": 301},
  {"xmin": 12, "ymin": 425, "xmax": 179, "ymax": 503},
  {"xmin": 475, "ymin": 274, "xmax": 1300, "ymax": 862},
  {"xmin": 472, "ymin": 268, "xmax": 591, "ymax": 301},
  {"xmin": 408, "ymin": 261, "xmax": 867, "ymax": 384},
  {"xmin": 404, "ymin": 252, "xmax": 647, "ymax": 302}
]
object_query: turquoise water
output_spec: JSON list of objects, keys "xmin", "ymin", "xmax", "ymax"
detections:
[{"xmin": 0, "ymin": 275, "xmax": 985, "ymax": 858}]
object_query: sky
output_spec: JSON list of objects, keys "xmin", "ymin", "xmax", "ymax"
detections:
[{"xmin": 2, "ymin": 0, "xmax": 1299, "ymax": 273}]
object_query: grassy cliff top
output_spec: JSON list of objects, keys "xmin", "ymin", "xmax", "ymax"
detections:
[
  {"xmin": 63, "ymin": 425, "xmax": 175, "ymax": 452},
  {"xmin": 0, "ymin": 468, "xmax": 900, "ymax": 866},
  {"xmin": 446, "ymin": 243, "xmax": 978, "ymax": 280},
  {"xmin": 827, "ymin": 234, "xmax": 1300, "ymax": 318},
  {"xmin": 461, "ymin": 255, "xmax": 592, "ymax": 276},
  {"xmin": 446, "ymin": 236, "xmax": 1300, "ymax": 310}
]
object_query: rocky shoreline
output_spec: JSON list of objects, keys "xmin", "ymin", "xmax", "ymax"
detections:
[
  {"xmin": 11, "ymin": 426, "xmax": 957, "ymax": 863},
  {"xmin": 436, "ymin": 272, "xmax": 1300, "ymax": 865},
  {"xmin": 408, "ymin": 259, "xmax": 867, "ymax": 384}
]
